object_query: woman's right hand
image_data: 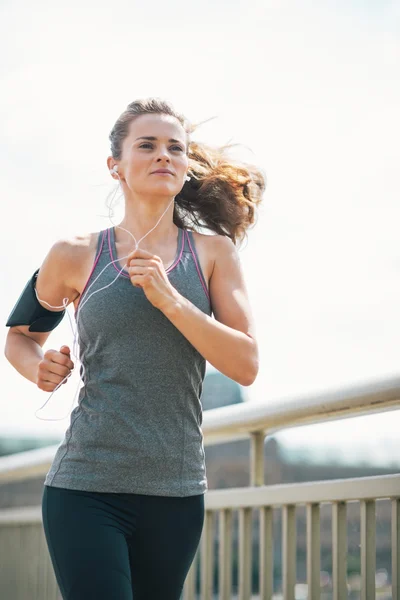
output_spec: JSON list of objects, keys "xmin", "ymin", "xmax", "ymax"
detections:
[{"xmin": 37, "ymin": 345, "xmax": 75, "ymax": 392}]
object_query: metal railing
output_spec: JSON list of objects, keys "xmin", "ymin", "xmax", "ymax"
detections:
[{"xmin": 0, "ymin": 373, "xmax": 400, "ymax": 599}]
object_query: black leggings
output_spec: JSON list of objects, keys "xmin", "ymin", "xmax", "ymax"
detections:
[{"xmin": 42, "ymin": 485, "xmax": 204, "ymax": 600}]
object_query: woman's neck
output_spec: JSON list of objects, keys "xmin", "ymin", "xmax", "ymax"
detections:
[{"xmin": 116, "ymin": 195, "xmax": 177, "ymax": 250}]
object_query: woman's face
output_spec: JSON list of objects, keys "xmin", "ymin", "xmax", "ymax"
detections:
[{"xmin": 114, "ymin": 113, "xmax": 189, "ymax": 198}]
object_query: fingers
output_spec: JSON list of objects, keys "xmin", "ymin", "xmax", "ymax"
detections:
[
  {"xmin": 128, "ymin": 247, "xmax": 156, "ymax": 260},
  {"xmin": 38, "ymin": 359, "xmax": 72, "ymax": 381},
  {"xmin": 128, "ymin": 266, "xmax": 159, "ymax": 289},
  {"xmin": 38, "ymin": 347, "xmax": 75, "ymax": 392},
  {"xmin": 39, "ymin": 369, "xmax": 71, "ymax": 385},
  {"xmin": 129, "ymin": 274, "xmax": 146, "ymax": 288},
  {"xmin": 44, "ymin": 348, "xmax": 74, "ymax": 371},
  {"xmin": 129, "ymin": 263, "xmax": 163, "ymax": 281},
  {"xmin": 128, "ymin": 258, "xmax": 158, "ymax": 268},
  {"xmin": 128, "ymin": 265, "xmax": 159, "ymax": 283},
  {"xmin": 37, "ymin": 368, "xmax": 71, "ymax": 391},
  {"xmin": 38, "ymin": 381, "xmax": 60, "ymax": 392},
  {"xmin": 126, "ymin": 249, "xmax": 163, "ymax": 267}
]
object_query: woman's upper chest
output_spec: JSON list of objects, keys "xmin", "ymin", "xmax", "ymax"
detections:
[{"xmin": 72, "ymin": 229, "xmax": 214, "ymax": 312}]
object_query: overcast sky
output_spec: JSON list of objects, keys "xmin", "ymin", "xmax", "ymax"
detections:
[{"xmin": 1, "ymin": 0, "xmax": 399, "ymax": 465}]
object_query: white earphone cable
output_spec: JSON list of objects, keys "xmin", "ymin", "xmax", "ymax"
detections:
[{"xmin": 34, "ymin": 176, "xmax": 176, "ymax": 420}]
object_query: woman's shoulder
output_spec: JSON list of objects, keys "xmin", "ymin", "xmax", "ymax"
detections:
[
  {"xmin": 191, "ymin": 230, "xmax": 236, "ymax": 256},
  {"xmin": 32, "ymin": 230, "xmax": 104, "ymax": 313},
  {"xmin": 47, "ymin": 230, "xmax": 101, "ymax": 264},
  {"xmin": 42, "ymin": 230, "xmax": 105, "ymax": 289},
  {"xmin": 190, "ymin": 231, "xmax": 237, "ymax": 283}
]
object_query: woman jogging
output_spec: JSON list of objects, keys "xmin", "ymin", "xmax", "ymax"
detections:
[{"xmin": 5, "ymin": 98, "xmax": 265, "ymax": 599}]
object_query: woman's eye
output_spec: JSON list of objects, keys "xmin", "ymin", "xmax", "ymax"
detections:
[{"xmin": 138, "ymin": 143, "xmax": 184, "ymax": 152}]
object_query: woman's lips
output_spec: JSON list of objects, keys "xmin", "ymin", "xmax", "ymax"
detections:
[{"xmin": 151, "ymin": 169, "xmax": 174, "ymax": 175}]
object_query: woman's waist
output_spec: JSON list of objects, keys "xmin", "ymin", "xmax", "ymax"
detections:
[
  {"xmin": 75, "ymin": 392, "xmax": 203, "ymax": 428},
  {"xmin": 61, "ymin": 410, "xmax": 204, "ymax": 460},
  {"xmin": 79, "ymin": 376, "xmax": 203, "ymax": 406}
]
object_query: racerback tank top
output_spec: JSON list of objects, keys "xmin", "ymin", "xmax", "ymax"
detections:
[{"xmin": 44, "ymin": 226, "xmax": 211, "ymax": 496}]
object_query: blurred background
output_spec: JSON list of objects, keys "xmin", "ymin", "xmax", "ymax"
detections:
[{"xmin": 1, "ymin": 0, "xmax": 399, "ymax": 597}]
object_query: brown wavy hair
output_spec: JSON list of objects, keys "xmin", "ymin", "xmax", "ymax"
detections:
[{"xmin": 109, "ymin": 98, "xmax": 266, "ymax": 244}]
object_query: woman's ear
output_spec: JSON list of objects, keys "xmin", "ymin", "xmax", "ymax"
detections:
[{"xmin": 107, "ymin": 156, "xmax": 120, "ymax": 180}]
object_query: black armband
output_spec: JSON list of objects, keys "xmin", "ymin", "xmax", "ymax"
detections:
[{"xmin": 6, "ymin": 269, "xmax": 65, "ymax": 332}]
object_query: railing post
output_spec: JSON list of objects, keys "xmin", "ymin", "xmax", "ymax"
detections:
[
  {"xmin": 307, "ymin": 503, "xmax": 321, "ymax": 600},
  {"xmin": 219, "ymin": 509, "xmax": 232, "ymax": 600},
  {"xmin": 392, "ymin": 498, "xmax": 400, "ymax": 600},
  {"xmin": 238, "ymin": 507, "xmax": 252, "ymax": 600},
  {"xmin": 259, "ymin": 506, "xmax": 273, "ymax": 600},
  {"xmin": 360, "ymin": 500, "xmax": 376, "ymax": 600},
  {"xmin": 200, "ymin": 510, "xmax": 214, "ymax": 600},
  {"xmin": 332, "ymin": 502, "xmax": 347, "ymax": 600},
  {"xmin": 183, "ymin": 551, "xmax": 197, "ymax": 600},
  {"xmin": 250, "ymin": 430, "xmax": 265, "ymax": 487},
  {"xmin": 282, "ymin": 504, "xmax": 296, "ymax": 600}
]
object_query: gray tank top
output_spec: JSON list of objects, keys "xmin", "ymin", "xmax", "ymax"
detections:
[{"xmin": 45, "ymin": 226, "xmax": 211, "ymax": 496}]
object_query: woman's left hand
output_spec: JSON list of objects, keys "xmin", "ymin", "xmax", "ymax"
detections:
[{"xmin": 127, "ymin": 247, "xmax": 179, "ymax": 312}]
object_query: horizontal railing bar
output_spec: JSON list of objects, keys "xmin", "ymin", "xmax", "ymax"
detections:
[
  {"xmin": 0, "ymin": 506, "xmax": 42, "ymax": 526},
  {"xmin": 1, "ymin": 474, "xmax": 399, "ymax": 527},
  {"xmin": 0, "ymin": 445, "xmax": 58, "ymax": 483},
  {"xmin": 204, "ymin": 474, "xmax": 400, "ymax": 510},
  {"xmin": 1, "ymin": 375, "xmax": 400, "ymax": 483},
  {"xmin": 202, "ymin": 374, "xmax": 400, "ymax": 445}
]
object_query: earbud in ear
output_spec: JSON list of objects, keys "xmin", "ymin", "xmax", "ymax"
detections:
[{"xmin": 110, "ymin": 165, "xmax": 119, "ymax": 176}]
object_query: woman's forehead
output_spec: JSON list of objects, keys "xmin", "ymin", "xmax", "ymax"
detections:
[{"xmin": 128, "ymin": 113, "xmax": 186, "ymax": 141}]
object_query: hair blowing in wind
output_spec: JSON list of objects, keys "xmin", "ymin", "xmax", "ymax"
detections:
[{"xmin": 109, "ymin": 98, "xmax": 266, "ymax": 244}]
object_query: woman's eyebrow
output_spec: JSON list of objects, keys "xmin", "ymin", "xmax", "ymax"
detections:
[{"xmin": 135, "ymin": 136, "xmax": 184, "ymax": 144}]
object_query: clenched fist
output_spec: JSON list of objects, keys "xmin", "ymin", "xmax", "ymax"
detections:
[
  {"xmin": 127, "ymin": 247, "xmax": 180, "ymax": 312},
  {"xmin": 37, "ymin": 345, "xmax": 74, "ymax": 392}
]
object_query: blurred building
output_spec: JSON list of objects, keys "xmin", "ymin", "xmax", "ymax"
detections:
[
  {"xmin": 0, "ymin": 435, "xmax": 60, "ymax": 458},
  {"xmin": 201, "ymin": 370, "xmax": 245, "ymax": 410}
]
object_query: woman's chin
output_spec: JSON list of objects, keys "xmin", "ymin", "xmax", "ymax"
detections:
[{"xmin": 147, "ymin": 183, "xmax": 183, "ymax": 196}]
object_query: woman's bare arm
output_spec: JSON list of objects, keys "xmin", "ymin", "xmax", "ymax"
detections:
[
  {"xmin": 161, "ymin": 235, "xmax": 259, "ymax": 386},
  {"xmin": 5, "ymin": 327, "xmax": 50, "ymax": 384},
  {"xmin": 5, "ymin": 240, "xmax": 80, "ymax": 386}
]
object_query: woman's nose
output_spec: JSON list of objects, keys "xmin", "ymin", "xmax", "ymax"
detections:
[{"xmin": 156, "ymin": 146, "xmax": 170, "ymax": 161}]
